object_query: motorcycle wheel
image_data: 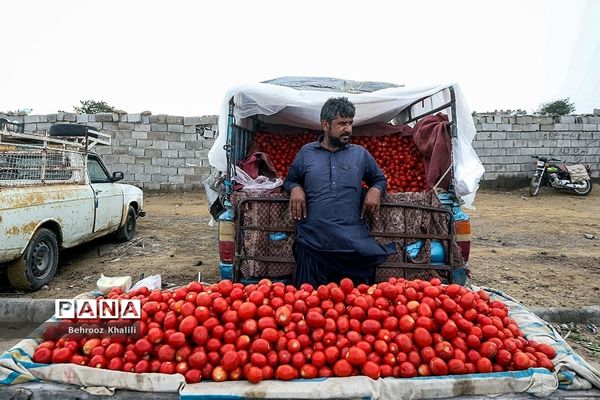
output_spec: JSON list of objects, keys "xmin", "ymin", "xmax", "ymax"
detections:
[
  {"xmin": 529, "ymin": 176, "xmax": 542, "ymax": 197},
  {"xmin": 572, "ymin": 179, "xmax": 592, "ymax": 196}
]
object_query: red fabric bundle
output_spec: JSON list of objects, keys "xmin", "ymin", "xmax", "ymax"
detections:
[
  {"xmin": 411, "ymin": 113, "xmax": 452, "ymax": 190},
  {"xmin": 237, "ymin": 152, "xmax": 278, "ymax": 179}
]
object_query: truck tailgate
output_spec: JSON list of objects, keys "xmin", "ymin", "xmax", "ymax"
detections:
[{"xmin": 232, "ymin": 191, "xmax": 464, "ymax": 284}]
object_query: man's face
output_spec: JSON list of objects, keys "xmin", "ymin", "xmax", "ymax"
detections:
[{"xmin": 323, "ymin": 115, "xmax": 353, "ymax": 147}]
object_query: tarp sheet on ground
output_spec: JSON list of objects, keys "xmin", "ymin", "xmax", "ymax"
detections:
[{"xmin": 1, "ymin": 286, "xmax": 599, "ymax": 399}]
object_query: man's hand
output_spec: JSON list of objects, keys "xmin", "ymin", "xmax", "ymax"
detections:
[
  {"xmin": 289, "ymin": 186, "xmax": 307, "ymax": 220},
  {"xmin": 361, "ymin": 187, "xmax": 381, "ymax": 220}
]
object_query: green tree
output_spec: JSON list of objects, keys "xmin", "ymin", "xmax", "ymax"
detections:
[
  {"xmin": 73, "ymin": 100, "xmax": 116, "ymax": 114},
  {"xmin": 537, "ymin": 98, "xmax": 575, "ymax": 115}
]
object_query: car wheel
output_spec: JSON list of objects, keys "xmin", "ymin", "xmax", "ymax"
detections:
[
  {"xmin": 116, "ymin": 205, "xmax": 137, "ymax": 242},
  {"xmin": 7, "ymin": 228, "xmax": 59, "ymax": 291}
]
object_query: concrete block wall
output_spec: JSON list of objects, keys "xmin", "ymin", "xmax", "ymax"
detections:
[
  {"xmin": 3, "ymin": 111, "xmax": 598, "ymax": 190},
  {"xmin": 1, "ymin": 112, "xmax": 218, "ymax": 191},
  {"xmin": 472, "ymin": 113, "xmax": 600, "ymax": 188}
]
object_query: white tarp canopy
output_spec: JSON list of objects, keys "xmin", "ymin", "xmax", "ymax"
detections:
[{"xmin": 208, "ymin": 78, "xmax": 484, "ymax": 204}]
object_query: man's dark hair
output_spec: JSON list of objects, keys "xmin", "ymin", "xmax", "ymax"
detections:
[{"xmin": 320, "ymin": 97, "xmax": 355, "ymax": 123}]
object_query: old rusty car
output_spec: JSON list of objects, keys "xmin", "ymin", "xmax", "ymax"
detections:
[{"xmin": 0, "ymin": 119, "xmax": 144, "ymax": 291}]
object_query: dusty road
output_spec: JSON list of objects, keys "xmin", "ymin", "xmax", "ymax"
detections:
[{"xmin": 0, "ymin": 186, "xmax": 599, "ymax": 360}]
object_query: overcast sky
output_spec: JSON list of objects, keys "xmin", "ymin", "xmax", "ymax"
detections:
[{"xmin": 2, "ymin": 0, "xmax": 599, "ymax": 117}]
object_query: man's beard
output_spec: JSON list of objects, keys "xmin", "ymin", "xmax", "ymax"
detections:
[{"xmin": 327, "ymin": 132, "xmax": 350, "ymax": 148}]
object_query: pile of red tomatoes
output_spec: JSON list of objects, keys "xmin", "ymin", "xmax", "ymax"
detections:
[
  {"xmin": 33, "ymin": 278, "xmax": 555, "ymax": 384},
  {"xmin": 253, "ymin": 131, "xmax": 427, "ymax": 193}
]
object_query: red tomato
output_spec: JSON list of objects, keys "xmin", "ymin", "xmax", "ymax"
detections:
[
  {"xmin": 429, "ymin": 357, "xmax": 448, "ymax": 375},
  {"xmin": 51, "ymin": 347, "xmax": 72, "ymax": 363},
  {"xmin": 332, "ymin": 359, "xmax": 353, "ymax": 377},
  {"xmin": 167, "ymin": 332, "xmax": 187, "ymax": 349},
  {"xmin": 476, "ymin": 357, "xmax": 493, "ymax": 373},
  {"xmin": 413, "ymin": 327, "xmax": 433, "ymax": 348},
  {"xmin": 188, "ymin": 351, "xmax": 208, "ymax": 369},
  {"xmin": 89, "ymin": 354, "xmax": 106, "ymax": 369},
  {"xmin": 185, "ymin": 368, "xmax": 202, "ymax": 383},
  {"xmin": 108, "ymin": 357, "xmax": 123, "ymax": 371},
  {"xmin": 246, "ymin": 366, "xmax": 263, "ymax": 383},
  {"xmin": 299, "ymin": 364, "xmax": 318, "ymax": 379},
  {"xmin": 33, "ymin": 348, "xmax": 52, "ymax": 364},
  {"xmin": 346, "ymin": 346, "xmax": 367, "ymax": 366},
  {"xmin": 212, "ymin": 366, "xmax": 228, "ymax": 382},
  {"xmin": 536, "ymin": 343, "xmax": 556, "ymax": 359},
  {"xmin": 513, "ymin": 352, "xmax": 531, "ymax": 370},
  {"xmin": 447, "ymin": 358, "xmax": 466, "ymax": 374},
  {"xmin": 275, "ymin": 365, "xmax": 297, "ymax": 381}
]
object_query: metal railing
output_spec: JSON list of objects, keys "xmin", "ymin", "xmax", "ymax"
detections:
[{"xmin": 0, "ymin": 126, "xmax": 110, "ymax": 186}]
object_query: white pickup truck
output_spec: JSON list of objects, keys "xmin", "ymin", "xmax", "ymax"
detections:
[{"xmin": 0, "ymin": 120, "xmax": 145, "ymax": 291}]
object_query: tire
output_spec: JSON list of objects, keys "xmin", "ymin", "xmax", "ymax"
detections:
[
  {"xmin": 49, "ymin": 124, "xmax": 99, "ymax": 138},
  {"xmin": 572, "ymin": 179, "xmax": 592, "ymax": 196},
  {"xmin": 529, "ymin": 176, "xmax": 542, "ymax": 197},
  {"xmin": 115, "ymin": 206, "xmax": 137, "ymax": 242},
  {"xmin": 7, "ymin": 228, "xmax": 59, "ymax": 291}
]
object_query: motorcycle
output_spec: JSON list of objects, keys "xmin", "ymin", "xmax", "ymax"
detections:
[{"xmin": 529, "ymin": 155, "xmax": 592, "ymax": 197}]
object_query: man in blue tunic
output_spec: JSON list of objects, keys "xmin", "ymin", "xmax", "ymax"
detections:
[{"xmin": 283, "ymin": 97, "xmax": 396, "ymax": 287}]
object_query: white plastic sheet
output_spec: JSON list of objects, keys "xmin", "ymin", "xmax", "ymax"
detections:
[
  {"xmin": 95, "ymin": 274, "xmax": 131, "ymax": 294},
  {"xmin": 208, "ymin": 80, "xmax": 484, "ymax": 205},
  {"xmin": 235, "ymin": 166, "xmax": 283, "ymax": 192}
]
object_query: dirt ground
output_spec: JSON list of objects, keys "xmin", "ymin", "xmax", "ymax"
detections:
[
  {"xmin": 468, "ymin": 187, "xmax": 600, "ymax": 308},
  {"xmin": 1, "ymin": 186, "xmax": 599, "ymax": 363}
]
